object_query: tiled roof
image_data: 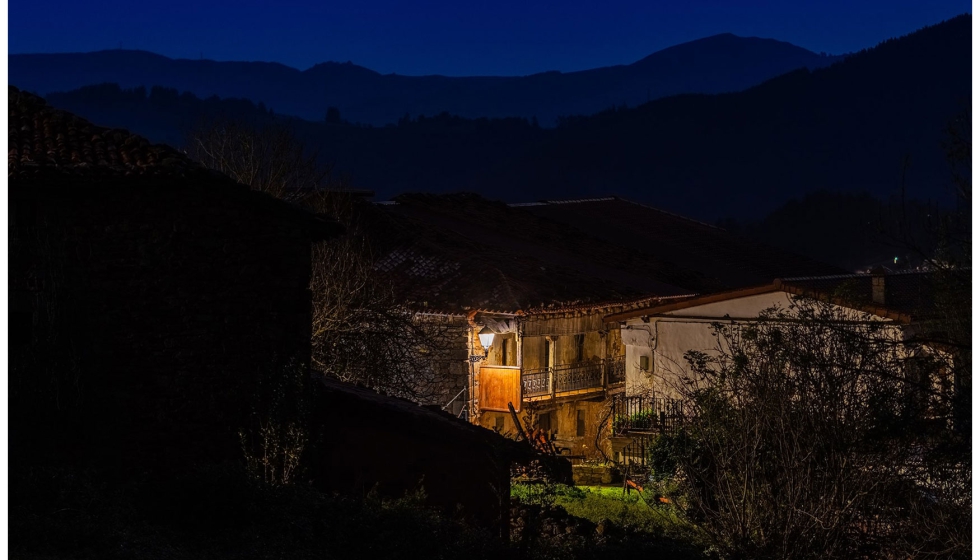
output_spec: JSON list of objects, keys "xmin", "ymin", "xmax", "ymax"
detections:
[
  {"xmin": 359, "ymin": 193, "xmax": 840, "ymax": 314},
  {"xmin": 9, "ymin": 85, "xmax": 202, "ymax": 178},
  {"xmin": 9, "ymin": 86, "xmax": 344, "ymax": 240},
  {"xmin": 519, "ymin": 197, "xmax": 842, "ymax": 292},
  {"xmin": 318, "ymin": 376, "xmax": 530, "ymax": 458}
]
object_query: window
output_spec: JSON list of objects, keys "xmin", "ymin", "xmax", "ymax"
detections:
[
  {"xmin": 494, "ymin": 415, "xmax": 505, "ymax": 432},
  {"xmin": 538, "ymin": 411, "xmax": 553, "ymax": 432},
  {"xmin": 501, "ymin": 337, "xmax": 510, "ymax": 366},
  {"xmin": 574, "ymin": 333, "xmax": 585, "ymax": 362},
  {"xmin": 639, "ymin": 355, "xmax": 650, "ymax": 372},
  {"xmin": 904, "ymin": 357, "xmax": 933, "ymax": 414},
  {"xmin": 576, "ymin": 410, "xmax": 586, "ymax": 437},
  {"xmin": 544, "ymin": 338, "xmax": 553, "ymax": 369}
]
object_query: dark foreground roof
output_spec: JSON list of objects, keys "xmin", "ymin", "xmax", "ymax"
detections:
[
  {"xmin": 318, "ymin": 377, "xmax": 530, "ymax": 460},
  {"xmin": 360, "ymin": 194, "xmax": 841, "ymax": 314},
  {"xmin": 9, "ymin": 86, "xmax": 342, "ymax": 239},
  {"xmin": 9, "ymin": 85, "xmax": 203, "ymax": 177}
]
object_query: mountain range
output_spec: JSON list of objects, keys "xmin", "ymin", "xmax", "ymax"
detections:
[
  {"xmin": 12, "ymin": 33, "xmax": 840, "ymax": 126},
  {"xmin": 18, "ymin": 15, "xmax": 971, "ymax": 222}
]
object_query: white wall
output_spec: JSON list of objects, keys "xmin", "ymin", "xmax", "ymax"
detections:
[{"xmin": 618, "ymin": 291, "xmax": 896, "ymax": 399}]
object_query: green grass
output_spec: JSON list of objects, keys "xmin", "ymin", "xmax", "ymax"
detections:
[{"xmin": 511, "ymin": 482, "xmax": 703, "ymax": 545}]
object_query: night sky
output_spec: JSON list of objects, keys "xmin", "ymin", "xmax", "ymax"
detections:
[{"xmin": 8, "ymin": 0, "xmax": 971, "ymax": 76}]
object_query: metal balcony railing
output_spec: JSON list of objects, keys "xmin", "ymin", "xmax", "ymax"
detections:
[
  {"xmin": 612, "ymin": 394, "xmax": 685, "ymax": 434},
  {"xmin": 521, "ymin": 356, "xmax": 625, "ymax": 399}
]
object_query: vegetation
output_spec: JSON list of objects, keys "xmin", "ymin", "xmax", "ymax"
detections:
[
  {"xmin": 651, "ymin": 297, "xmax": 971, "ymax": 560},
  {"xmin": 511, "ymin": 482, "xmax": 705, "ymax": 555},
  {"xmin": 187, "ymin": 119, "xmax": 461, "ymax": 404},
  {"xmin": 10, "ymin": 464, "xmax": 506, "ymax": 560}
]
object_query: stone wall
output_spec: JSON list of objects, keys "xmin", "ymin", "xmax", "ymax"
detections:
[
  {"xmin": 417, "ymin": 314, "xmax": 470, "ymax": 413},
  {"xmin": 571, "ymin": 464, "xmax": 621, "ymax": 486}
]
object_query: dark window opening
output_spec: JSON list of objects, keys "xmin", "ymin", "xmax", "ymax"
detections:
[
  {"xmin": 904, "ymin": 357, "xmax": 933, "ymax": 414},
  {"xmin": 538, "ymin": 411, "xmax": 553, "ymax": 432},
  {"xmin": 576, "ymin": 409, "xmax": 586, "ymax": 437},
  {"xmin": 544, "ymin": 338, "xmax": 553, "ymax": 369},
  {"xmin": 494, "ymin": 415, "xmax": 505, "ymax": 432},
  {"xmin": 574, "ymin": 333, "xmax": 585, "ymax": 362}
]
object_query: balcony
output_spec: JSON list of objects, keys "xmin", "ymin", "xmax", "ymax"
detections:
[
  {"xmin": 521, "ymin": 356, "xmax": 625, "ymax": 400},
  {"xmin": 612, "ymin": 394, "xmax": 685, "ymax": 435}
]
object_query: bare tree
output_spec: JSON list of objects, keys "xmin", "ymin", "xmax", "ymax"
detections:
[
  {"xmin": 301, "ymin": 190, "xmax": 464, "ymax": 403},
  {"xmin": 187, "ymin": 117, "xmax": 329, "ymax": 201},
  {"xmin": 658, "ymin": 297, "xmax": 969, "ymax": 559},
  {"xmin": 186, "ymin": 120, "xmax": 462, "ymax": 404}
]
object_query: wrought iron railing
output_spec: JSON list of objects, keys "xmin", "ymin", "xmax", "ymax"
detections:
[
  {"xmin": 553, "ymin": 360, "xmax": 603, "ymax": 393},
  {"xmin": 612, "ymin": 394, "xmax": 684, "ymax": 434},
  {"xmin": 606, "ymin": 355, "xmax": 626, "ymax": 384},
  {"xmin": 521, "ymin": 356, "xmax": 626, "ymax": 399},
  {"xmin": 618, "ymin": 432, "xmax": 657, "ymax": 467},
  {"xmin": 522, "ymin": 369, "xmax": 551, "ymax": 398}
]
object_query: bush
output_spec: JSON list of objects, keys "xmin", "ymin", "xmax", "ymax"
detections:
[
  {"xmin": 671, "ymin": 300, "xmax": 971, "ymax": 559},
  {"xmin": 10, "ymin": 463, "xmax": 505, "ymax": 560}
]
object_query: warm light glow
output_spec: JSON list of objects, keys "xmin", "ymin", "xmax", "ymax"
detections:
[{"xmin": 478, "ymin": 326, "xmax": 495, "ymax": 351}]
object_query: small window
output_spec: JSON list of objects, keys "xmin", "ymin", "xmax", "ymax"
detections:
[
  {"xmin": 501, "ymin": 338, "xmax": 510, "ymax": 366},
  {"xmin": 494, "ymin": 415, "xmax": 505, "ymax": 432},
  {"xmin": 576, "ymin": 410, "xmax": 586, "ymax": 437},
  {"xmin": 639, "ymin": 355, "xmax": 650, "ymax": 371},
  {"xmin": 538, "ymin": 411, "xmax": 553, "ymax": 432},
  {"xmin": 544, "ymin": 338, "xmax": 553, "ymax": 369},
  {"xmin": 904, "ymin": 357, "xmax": 932, "ymax": 413},
  {"xmin": 575, "ymin": 333, "xmax": 585, "ymax": 362}
]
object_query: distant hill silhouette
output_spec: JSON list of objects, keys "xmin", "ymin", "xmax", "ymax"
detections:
[
  {"xmin": 35, "ymin": 15, "xmax": 970, "ymax": 221},
  {"xmin": 12, "ymin": 33, "xmax": 839, "ymax": 126},
  {"xmin": 720, "ymin": 190, "xmax": 951, "ymax": 272}
]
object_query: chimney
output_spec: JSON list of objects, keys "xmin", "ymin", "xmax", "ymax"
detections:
[{"xmin": 870, "ymin": 265, "xmax": 886, "ymax": 305}]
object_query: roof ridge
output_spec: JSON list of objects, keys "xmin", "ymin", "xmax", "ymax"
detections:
[
  {"xmin": 508, "ymin": 196, "xmax": 617, "ymax": 206},
  {"xmin": 615, "ymin": 197, "xmax": 722, "ymax": 230},
  {"xmin": 781, "ymin": 269, "xmax": 946, "ymax": 282},
  {"xmin": 509, "ymin": 195, "xmax": 723, "ymax": 230}
]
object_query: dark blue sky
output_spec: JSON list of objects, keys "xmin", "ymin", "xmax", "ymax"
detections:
[{"xmin": 8, "ymin": 0, "xmax": 971, "ymax": 76}]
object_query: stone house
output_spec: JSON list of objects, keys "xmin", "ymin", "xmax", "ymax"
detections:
[
  {"xmin": 8, "ymin": 87, "xmax": 342, "ymax": 470},
  {"xmin": 360, "ymin": 194, "xmax": 842, "ymax": 460}
]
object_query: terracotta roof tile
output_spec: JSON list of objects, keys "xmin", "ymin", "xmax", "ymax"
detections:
[{"xmin": 9, "ymin": 85, "xmax": 202, "ymax": 178}]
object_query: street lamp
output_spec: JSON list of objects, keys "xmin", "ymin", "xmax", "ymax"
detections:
[{"xmin": 470, "ymin": 326, "xmax": 495, "ymax": 363}]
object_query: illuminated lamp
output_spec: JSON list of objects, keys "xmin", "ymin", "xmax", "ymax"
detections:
[{"xmin": 469, "ymin": 326, "xmax": 496, "ymax": 363}]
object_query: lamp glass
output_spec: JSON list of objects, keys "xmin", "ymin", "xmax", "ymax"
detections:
[{"xmin": 478, "ymin": 327, "xmax": 495, "ymax": 351}]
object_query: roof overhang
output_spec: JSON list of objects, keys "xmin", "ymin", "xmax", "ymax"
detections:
[{"xmin": 604, "ymin": 279, "xmax": 914, "ymax": 324}]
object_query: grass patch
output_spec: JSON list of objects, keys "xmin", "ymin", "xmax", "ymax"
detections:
[{"xmin": 511, "ymin": 482, "xmax": 704, "ymax": 548}]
